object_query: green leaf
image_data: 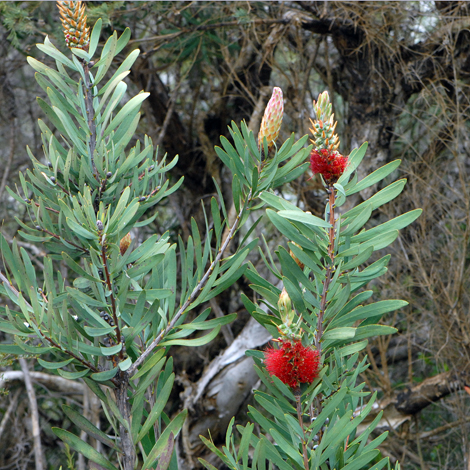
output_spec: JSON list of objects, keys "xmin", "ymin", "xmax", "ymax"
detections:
[
  {"xmin": 90, "ymin": 367, "xmax": 119, "ymax": 382},
  {"xmin": 108, "ymin": 186, "xmax": 130, "ymax": 232},
  {"xmin": 116, "ymin": 28, "xmax": 131, "ymax": 55},
  {"xmin": 342, "ymin": 451, "xmax": 380, "ymax": 470},
  {"xmin": 339, "ymin": 230, "xmax": 399, "ymax": 258},
  {"xmin": 338, "ymin": 142, "xmax": 368, "ymax": 184},
  {"xmin": 53, "ymin": 107, "xmax": 87, "ymax": 155},
  {"xmin": 131, "ymin": 348, "xmax": 165, "ymax": 380},
  {"xmin": 142, "ymin": 409, "xmax": 187, "ymax": 470},
  {"xmin": 37, "ymin": 38, "xmax": 77, "ymax": 70},
  {"xmin": 277, "ymin": 209, "xmax": 331, "ymax": 228},
  {"xmin": 98, "ymin": 49, "xmax": 140, "ymax": 97},
  {"xmin": 340, "ymin": 204, "xmax": 373, "ymax": 237},
  {"xmin": 159, "ymin": 326, "xmax": 221, "ymax": 347},
  {"xmin": 65, "ymin": 217, "xmax": 96, "ymax": 240},
  {"xmin": 62, "ymin": 405, "xmax": 118, "ymax": 450},
  {"xmin": 62, "ymin": 252, "xmax": 100, "ymax": 282},
  {"xmin": 336, "ymin": 340, "xmax": 368, "ymax": 357},
  {"xmin": 118, "ymin": 357, "xmax": 132, "ymax": 371},
  {"xmin": 57, "ymin": 369, "xmax": 90, "ymax": 380},
  {"xmin": 330, "ymin": 300, "xmax": 408, "ymax": 329},
  {"xmin": 322, "ymin": 327, "xmax": 356, "ymax": 340},
  {"xmin": 344, "ymin": 180, "xmax": 407, "ymax": 219},
  {"xmin": 179, "ymin": 313, "xmax": 237, "ymax": 330},
  {"xmin": 88, "ymin": 18, "xmax": 103, "ymax": 58},
  {"xmin": 52, "ymin": 428, "xmax": 119, "ymax": 470},
  {"xmin": 66, "ymin": 286, "xmax": 106, "ymax": 308},
  {"xmin": 341, "ymin": 245, "xmax": 374, "ymax": 271},
  {"xmin": 83, "ymin": 325, "xmax": 116, "ymax": 337},
  {"xmin": 136, "ymin": 373, "xmax": 175, "ymax": 443},
  {"xmin": 37, "ymin": 357, "xmax": 74, "ymax": 370},
  {"xmin": 100, "ymin": 343, "xmax": 123, "ymax": 356},
  {"xmin": 351, "ymin": 209, "xmax": 422, "ymax": 244},
  {"xmin": 94, "ymin": 32, "xmax": 117, "ymax": 85},
  {"xmin": 354, "ymin": 325, "xmax": 397, "ymax": 341},
  {"xmin": 102, "ymin": 93, "xmax": 149, "ymax": 138},
  {"xmin": 347, "ymin": 160, "xmax": 401, "ymax": 195}
]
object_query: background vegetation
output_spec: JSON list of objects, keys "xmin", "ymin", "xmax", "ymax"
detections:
[{"xmin": 0, "ymin": 1, "xmax": 469, "ymax": 469}]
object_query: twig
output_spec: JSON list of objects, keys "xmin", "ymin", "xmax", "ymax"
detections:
[
  {"xmin": 31, "ymin": 200, "xmax": 60, "ymax": 215},
  {"xmin": 78, "ymin": 387, "xmax": 89, "ymax": 470},
  {"xmin": 37, "ymin": 226, "xmax": 89, "ymax": 254},
  {"xmin": 0, "ymin": 269, "xmax": 118, "ymax": 386},
  {"xmin": 128, "ymin": 191, "xmax": 252, "ymax": 376},
  {"xmin": 0, "ymin": 117, "xmax": 16, "ymax": 202},
  {"xmin": 295, "ymin": 390, "xmax": 310, "ymax": 470},
  {"xmin": 100, "ymin": 239, "xmax": 122, "ymax": 355},
  {"xmin": 0, "ymin": 388, "xmax": 21, "ymax": 442},
  {"xmin": 83, "ymin": 62, "xmax": 97, "ymax": 177},
  {"xmin": 19, "ymin": 358, "xmax": 44, "ymax": 470},
  {"xmin": 315, "ymin": 186, "xmax": 336, "ymax": 354}
]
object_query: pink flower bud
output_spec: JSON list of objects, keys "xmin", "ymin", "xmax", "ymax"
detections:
[{"xmin": 258, "ymin": 87, "xmax": 284, "ymax": 153}]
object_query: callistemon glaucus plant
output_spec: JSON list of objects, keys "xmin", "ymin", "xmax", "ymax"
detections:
[
  {"xmin": 258, "ymin": 87, "xmax": 284, "ymax": 154},
  {"xmin": 57, "ymin": 0, "xmax": 90, "ymax": 49},
  {"xmin": 309, "ymin": 91, "xmax": 348, "ymax": 184}
]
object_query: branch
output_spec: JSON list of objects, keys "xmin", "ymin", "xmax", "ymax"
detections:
[
  {"xmin": 83, "ymin": 62, "xmax": 97, "ymax": 177},
  {"xmin": 0, "ymin": 370, "xmax": 87, "ymax": 394},
  {"xmin": 0, "ymin": 117, "xmax": 16, "ymax": 203},
  {"xmin": 19, "ymin": 358, "xmax": 44, "ymax": 470},
  {"xmin": 0, "ymin": 269, "xmax": 118, "ymax": 386},
  {"xmin": 357, "ymin": 370, "xmax": 469, "ymax": 434},
  {"xmin": 0, "ymin": 389, "xmax": 21, "ymax": 443},
  {"xmin": 128, "ymin": 191, "xmax": 252, "ymax": 376},
  {"xmin": 100, "ymin": 240, "xmax": 122, "ymax": 351},
  {"xmin": 395, "ymin": 371, "xmax": 464, "ymax": 414},
  {"xmin": 316, "ymin": 187, "xmax": 336, "ymax": 353}
]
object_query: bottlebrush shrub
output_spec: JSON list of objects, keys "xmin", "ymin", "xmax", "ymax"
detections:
[
  {"xmin": 0, "ymin": 7, "xmax": 310, "ymax": 470},
  {"xmin": 200, "ymin": 92, "xmax": 421, "ymax": 470}
]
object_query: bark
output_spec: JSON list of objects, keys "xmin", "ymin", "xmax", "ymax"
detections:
[
  {"xmin": 395, "ymin": 371, "xmax": 464, "ymax": 414},
  {"xmin": 358, "ymin": 370, "xmax": 469, "ymax": 434},
  {"xmin": 181, "ymin": 317, "xmax": 271, "ymax": 456},
  {"xmin": 19, "ymin": 358, "xmax": 44, "ymax": 470},
  {"xmin": 0, "ymin": 370, "xmax": 87, "ymax": 394},
  {"xmin": 114, "ymin": 375, "xmax": 135, "ymax": 470}
]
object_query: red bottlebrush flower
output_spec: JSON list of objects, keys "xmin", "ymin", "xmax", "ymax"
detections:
[
  {"xmin": 310, "ymin": 148, "xmax": 348, "ymax": 185},
  {"xmin": 264, "ymin": 339, "xmax": 320, "ymax": 389}
]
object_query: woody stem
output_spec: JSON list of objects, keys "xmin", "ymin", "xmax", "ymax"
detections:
[
  {"xmin": 295, "ymin": 390, "xmax": 310, "ymax": 470},
  {"xmin": 315, "ymin": 186, "xmax": 336, "ymax": 355}
]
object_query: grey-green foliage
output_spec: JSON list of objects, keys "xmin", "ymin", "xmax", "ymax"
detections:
[
  {"xmin": 0, "ymin": 17, "xmax": 310, "ymax": 470},
  {"xmin": 199, "ymin": 143, "xmax": 421, "ymax": 469}
]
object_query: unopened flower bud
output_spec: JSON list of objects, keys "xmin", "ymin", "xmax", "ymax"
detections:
[
  {"xmin": 57, "ymin": 1, "xmax": 90, "ymax": 50},
  {"xmin": 278, "ymin": 288, "xmax": 292, "ymax": 318},
  {"xmin": 120, "ymin": 232, "xmax": 132, "ymax": 256},
  {"xmin": 96, "ymin": 220, "xmax": 103, "ymax": 231},
  {"xmin": 258, "ymin": 87, "xmax": 284, "ymax": 154}
]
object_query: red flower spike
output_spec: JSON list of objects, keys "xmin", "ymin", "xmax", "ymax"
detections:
[
  {"xmin": 310, "ymin": 148, "xmax": 348, "ymax": 185},
  {"xmin": 264, "ymin": 339, "xmax": 320, "ymax": 389}
]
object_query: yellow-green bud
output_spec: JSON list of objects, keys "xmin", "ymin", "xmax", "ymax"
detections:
[{"xmin": 278, "ymin": 288, "xmax": 294, "ymax": 326}]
